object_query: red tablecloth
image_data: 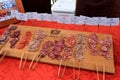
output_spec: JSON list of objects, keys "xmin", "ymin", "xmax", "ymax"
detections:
[{"xmin": 0, "ymin": 20, "xmax": 120, "ymax": 80}]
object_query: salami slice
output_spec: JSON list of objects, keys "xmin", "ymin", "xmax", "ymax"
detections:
[{"xmin": 16, "ymin": 43, "xmax": 25, "ymax": 49}]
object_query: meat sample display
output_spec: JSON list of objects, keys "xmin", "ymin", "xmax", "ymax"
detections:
[
  {"xmin": 40, "ymin": 41, "xmax": 54, "ymax": 57},
  {"xmin": 0, "ymin": 25, "xmax": 17, "ymax": 45},
  {"xmin": 28, "ymin": 30, "xmax": 46, "ymax": 52},
  {"xmin": 99, "ymin": 37, "xmax": 111, "ymax": 60},
  {"xmin": 62, "ymin": 34, "xmax": 76, "ymax": 60},
  {"xmin": 16, "ymin": 31, "xmax": 32, "ymax": 49},
  {"xmin": 74, "ymin": 34, "xmax": 86, "ymax": 61},
  {"xmin": 48, "ymin": 39, "xmax": 64, "ymax": 60},
  {"xmin": 9, "ymin": 30, "xmax": 20, "ymax": 48},
  {"xmin": 88, "ymin": 33, "xmax": 98, "ymax": 56}
]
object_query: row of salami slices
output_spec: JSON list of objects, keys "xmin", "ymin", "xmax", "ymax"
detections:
[{"xmin": 0, "ymin": 26, "xmax": 111, "ymax": 60}]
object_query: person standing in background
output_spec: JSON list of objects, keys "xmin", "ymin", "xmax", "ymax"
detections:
[
  {"xmin": 75, "ymin": 0, "xmax": 120, "ymax": 17},
  {"xmin": 22, "ymin": 0, "xmax": 51, "ymax": 13}
]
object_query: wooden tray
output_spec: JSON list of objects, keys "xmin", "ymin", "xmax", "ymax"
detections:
[{"xmin": 0, "ymin": 24, "xmax": 115, "ymax": 74}]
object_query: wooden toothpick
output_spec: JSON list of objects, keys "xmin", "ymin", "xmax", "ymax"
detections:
[
  {"xmin": 60, "ymin": 61, "xmax": 67, "ymax": 78},
  {"xmin": 29, "ymin": 54, "xmax": 37, "ymax": 70},
  {"xmin": 30, "ymin": 54, "xmax": 42, "ymax": 70},
  {"xmin": 58, "ymin": 59, "xmax": 63, "ymax": 77},
  {"xmin": 77, "ymin": 61, "xmax": 81, "ymax": 80},
  {"xmin": 103, "ymin": 64, "xmax": 106, "ymax": 80},
  {"xmin": 73, "ymin": 59, "xmax": 75, "ymax": 79},
  {"xmin": 109, "ymin": 24, "xmax": 112, "ymax": 34},
  {"xmin": 19, "ymin": 52, "xmax": 24, "ymax": 69},
  {"xmin": 0, "ymin": 50, "xmax": 8, "ymax": 62},
  {"xmin": 97, "ymin": 24, "xmax": 100, "ymax": 33},
  {"xmin": 21, "ymin": 53, "xmax": 28, "ymax": 69},
  {"xmin": 96, "ymin": 64, "xmax": 100, "ymax": 80}
]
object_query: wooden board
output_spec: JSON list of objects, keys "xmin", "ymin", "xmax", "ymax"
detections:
[{"xmin": 0, "ymin": 24, "xmax": 115, "ymax": 74}]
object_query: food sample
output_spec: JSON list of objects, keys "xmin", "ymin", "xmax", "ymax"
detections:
[
  {"xmin": 9, "ymin": 30, "xmax": 20, "ymax": 48},
  {"xmin": 88, "ymin": 33, "xmax": 98, "ymax": 56},
  {"xmin": 62, "ymin": 34, "xmax": 76, "ymax": 60},
  {"xmin": 48, "ymin": 39, "xmax": 64, "ymax": 60},
  {"xmin": 0, "ymin": 25, "xmax": 17, "ymax": 45},
  {"xmin": 16, "ymin": 31, "xmax": 32, "ymax": 49},
  {"xmin": 99, "ymin": 37, "xmax": 111, "ymax": 60},
  {"xmin": 28, "ymin": 30, "xmax": 46, "ymax": 52},
  {"xmin": 39, "ymin": 41, "xmax": 54, "ymax": 57},
  {"xmin": 74, "ymin": 34, "xmax": 86, "ymax": 61}
]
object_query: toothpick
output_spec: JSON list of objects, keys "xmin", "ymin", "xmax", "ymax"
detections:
[
  {"xmin": 58, "ymin": 59, "xmax": 63, "ymax": 77},
  {"xmin": 109, "ymin": 24, "xmax": 112, "ymax": 34},
  {"xmin": 0, "ymin": 50, "xmax": 8, "ymax": 62},
  {"xmin": 29, "ymin": 54, "xmax": 37, "ymax": 70},
  {"xmin": 83, "ymin": 23, "xmax": 86, "ymax": 31},
  {"xmin": 103, "ymin": 64, "xmax": 105, "ymax": 80},
  {"xmin": 96, "ymin": 64, "xmax": 100, "ymax": 80},
  {"xmin": 21, "ymin": 53, "xmax": 28, "ymax": 69},
  {"xmin": 19, "ymin": 52, "xmax": 24, "ymax": 69},
  {"xmin": 60, "ymin": 60, "xmax": 67, "ymax": 78},
  {"xmin": 73, "ymin": 59, "xmax": 75, "ymax": 79},
  {"xmin": 30, "ymin": 54, "xmax": 42, "ymax": 70},
  {"xmin": 0, "ymin": 49, "xmax": 3, "ymax": 55},
  {"xmin": 77, "ymin": 61, "xmax": 81, "ymax": 80},
  {"xmin": 97, "ymin": 24, "xmax": 100, "ymax": 33}
]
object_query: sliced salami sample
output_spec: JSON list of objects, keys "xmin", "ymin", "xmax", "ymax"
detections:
[
  {"xmin": 74, "ymin": 34, "xmax": 86, "ymax": 61},
  {"xmin": 88, "ymin": 33, "xmax": 98, "ymax": 56},
  {"xmin": 99, "ymin": 37, "xmax": 111, "ymax": 60},
  {"xmin": 28, "ymin": 30, "xmax": 46, "ymax": 52},
  {"xmin": 16, "ymin": 31, "xmax": 32, "ymax": 49}
]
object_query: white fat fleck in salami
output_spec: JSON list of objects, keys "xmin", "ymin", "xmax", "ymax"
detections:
[
  {"xmin": 74, "ymin": 34, "xmax": 86, "ymax": 61},
  {"xmin": 88, "ymin": 33, "xmax": 98, "ymax": 56}
]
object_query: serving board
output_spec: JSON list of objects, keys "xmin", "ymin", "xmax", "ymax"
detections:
[{"xmin": 0, "ymin": 24, "xmax": 115, "ymax": 73}]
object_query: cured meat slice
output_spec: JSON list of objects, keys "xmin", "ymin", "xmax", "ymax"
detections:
[
  {"xmin": 74, "ymin": 34, "xmax": 86, "ymax": 61},
  {"xmin": 48, "ymin": 39, "xmax": 64, "ymax": 60},
  {"xmin": 28, "ymin": 40, "xmax": 40, "ymax": 52},
  {"xmin": 99, "ymin": 37, "xmax": 111, "ymax": 60},
  {"xmin": 16, "ymin": 43, "xmax": 25, "ymax": 49},
  {"xmin": 28, "ymin": 30, "xmax": 46, "ymax": 52},
  {"xmin": 9, "ymin": 30, "xmax": 20, "ymax": 48},
  {"xmin": 65, "ymin": 34, "xmax": 76, "ymax": 48},
  {"xmin": 16, "ymin": 31, "xmax": 32, "ymax": 49},
  {"xmin": 63, "ymin": 47, "xmax": 73, "ymax": 59},
  {"xmin": 0, "ymin": 26, "xmax": 17, "ymax": 45},
  {"xmin": 88, "ymin": 33, "xmax": 98, "ymax": 56},
  {"xmin": 39, "ymin": 41, "xmax": 54, "ymax": 58}
]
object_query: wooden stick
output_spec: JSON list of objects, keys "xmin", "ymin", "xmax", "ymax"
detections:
[
  {"xmin": 83, "ymin": 23, "xmax": 86, "ymax": 31},
  {"xmin": 73, "ymin": 59, "xmax": 75, "ymax": 79},
  {"xmin": 77, "ymin": 61, "xmax": 81, "ymax": 80},
  {"xmin": 60, "ymin": 60, "xmax": 67, "ymax": 78},
  {"xmin": 19, "ymin": 52, "xmax": 24, "ymax": 69},
  {"xmin": 103, "ymin": 64, "xmax": 105, "ymax": 80},
  {"xmin": 0, "ymin": 49, "xmax": 3, "ymax": 55},
  {"xmin": 0, "ymin": 50, "xmax": 8, "ymax": 62},
  {"xmin": 58, "ymin": 59, "xmax": 63, "ymax": 77},
  {"xmin": 97, "ymin": 24, "xmax": 100, "ymax": 33},
  {"xmin": 109, "ymin": 24, "xmax": 112, "ymax": 34},
  {"xmin": 29, "ymin": 54, "xmax": 37, "ymax": 70},
  {"xmin": 30, "ymin": 54, "xmax": 42, "ymax": 70},
  {"xmin": 96, "ymin": 64, "xmax": 100, "ymax": 80},
  {"xmin": 21, "ymin": 53, "xmax": 28, "ymax": 69}
]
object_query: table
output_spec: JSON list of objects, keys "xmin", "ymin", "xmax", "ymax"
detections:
[{"xmin": 0, "ymin": 20, "xmax": 120, "ymax": 80}]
